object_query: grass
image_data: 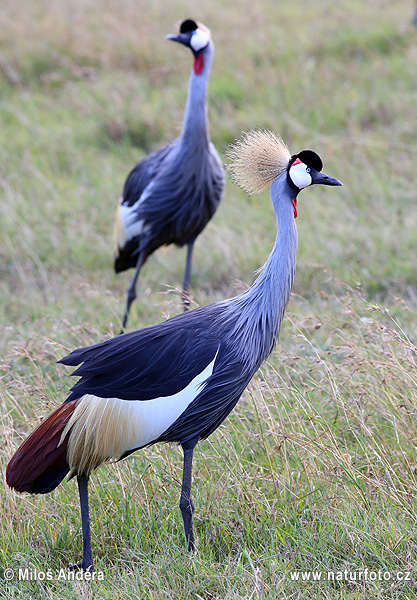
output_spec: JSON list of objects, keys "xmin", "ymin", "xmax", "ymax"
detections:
[{"xmin": 1, "ymin": 0, "xmax": 417, "ymax": 597}]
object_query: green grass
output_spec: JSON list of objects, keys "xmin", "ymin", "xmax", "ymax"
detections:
[{"xmin": 1, "ymin": 0, "xmax": 417, "ymax": 598}]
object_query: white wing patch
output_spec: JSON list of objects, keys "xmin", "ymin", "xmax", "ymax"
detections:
[
  {"xmin": 114, "ymin": 177, "xmax": 157, "ymax": 251},
  {"xmin": 63, "ymin": 350, "xmax": 219, "ymax": 475},
  {"xmin": 119, "ymin": 204, "xmax": 149, "ymax": 242}
]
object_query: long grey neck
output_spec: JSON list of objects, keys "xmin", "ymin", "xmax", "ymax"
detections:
[
  {"xmin": 179, "ymin": 41, "xmax": 214, "ymax": 149},
  {"xmin": 227, "ymin": 174, "xmax": 298, "ymax": 366}
]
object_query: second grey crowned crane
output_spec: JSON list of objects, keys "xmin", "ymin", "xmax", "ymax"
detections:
[
  {"xmin": 7, "ymin": 130, "xmax": 341, "ymax": 570},
  {"xmin": 114, "ymin": 19, "xmax": 224, "ymax": 330}
]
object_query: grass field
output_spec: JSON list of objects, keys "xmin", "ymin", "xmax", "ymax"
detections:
[{"xmin": 1, "ymin": 0, "xmax": 417, "ymax": 598}]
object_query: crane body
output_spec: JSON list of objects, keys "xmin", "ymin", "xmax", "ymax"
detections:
[
  {"xmin": 114, "ymin": 20, "xmax": 224, "ymax": 328},
  {"xmin": 7, "ymin": 130, "xmax": 342, "ymax": 570}
]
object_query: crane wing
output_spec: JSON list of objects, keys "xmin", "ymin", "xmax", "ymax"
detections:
[
  {"xmin": 121, "ymin": 141, "xmax": 176, "ymax": 208},
  {"xmin": 59, "ymin": 308, "xmax": 221, "ymax": 403},
  {"xmin": 115, "ymin": 141, "xmax": 224, "ymax": 271},
  {"xmin": 133, "ymin": 144, "xmax": 224, "ymax": 247}
]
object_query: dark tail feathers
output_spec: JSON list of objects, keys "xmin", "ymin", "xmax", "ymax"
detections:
[{"xmin": 6, "ymin": 399, "xmax": 78, "ymax": 494}]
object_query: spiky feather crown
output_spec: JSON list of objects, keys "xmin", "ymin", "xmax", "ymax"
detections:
[{"xmin": 225, "ymin": 129, "xmax": 291, "ymax": 196}]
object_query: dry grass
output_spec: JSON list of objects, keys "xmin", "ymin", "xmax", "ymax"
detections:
[{"xmin": 1, "ymin": 0, "xmax": 417, "ymax": 598}]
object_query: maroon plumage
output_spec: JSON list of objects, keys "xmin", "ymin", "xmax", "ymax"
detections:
[{"xmin": 6, "ymin": 399, "xmax": 78, "ymax": 494}]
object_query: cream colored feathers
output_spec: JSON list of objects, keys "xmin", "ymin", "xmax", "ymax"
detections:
[
  {"xmin": 61, "ymin": 395, "xmax": 139, "ymax": 475},
  {"xmin": 225, "ymin": 129, "xmax": 291, "ymax": 196},
  {"xmin": 59, "ymin": 352, "xmax": 219, "ymax": 476},
  {"xmin": 113, "ymin": 202, "xmax": 125, "ymax": 258}
]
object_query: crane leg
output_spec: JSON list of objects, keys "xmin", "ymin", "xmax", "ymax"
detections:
[
  {"xmin": 179, "ymin": 440, "xmax": 198, "ymax": 551},
  {"xmin": 121, "ymin": 251, "xmax": 145, "ymax": 333},
  {"xmin": 182, "ymin": 241, "xmax": 195, "ymax": 311},
  {"xmin": 69, "ymin": 474, "xmax": 94, "ymax": 571}
]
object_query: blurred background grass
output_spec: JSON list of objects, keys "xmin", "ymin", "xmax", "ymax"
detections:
[{"xmin": 1, "ymin": 0, "xmax": 417, "ymax": 598}]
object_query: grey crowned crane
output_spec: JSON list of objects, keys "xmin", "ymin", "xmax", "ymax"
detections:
[
  {"xmin": 114, "ymin": 19, "xmax": 224, "ymax": 330},
  {"xmin": 6, "ymin": 130, "xmax": 342, "ymax": 570}
]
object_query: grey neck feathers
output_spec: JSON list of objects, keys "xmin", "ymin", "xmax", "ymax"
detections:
[
  {"xmin": 180, "ymin": 41, "xmax": 214, "ymax": 150},
  {"xmin": 226, "ymin": 174, "xmax": 298, "ymax": 367}
]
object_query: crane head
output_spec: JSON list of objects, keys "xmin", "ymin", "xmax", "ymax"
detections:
[
  {"xmin": 288, "ymin": 151, "xmax": 342, "ymax": 190},
  {"xmin": 225, "ymin": 129, "xmax": 342, "ymax": 218},
  {"xmin": 166, "ymin": 20, "xmax": 211, "ymax": 75}
]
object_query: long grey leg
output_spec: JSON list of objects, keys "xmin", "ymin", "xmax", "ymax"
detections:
[
  {"xmin": 121, "ymin": 250, "xmax": 145, "ymax": 332},
  {"xmin": 180, "ymin": 442, "xmax": 197, "ymax": 551},
  {"xmin": 69, "ymin": 474, "xmax": 94, "ymax": 571},
  {"xmin": 182, "ymin": 241, "xmax": 195, "ymax": 311}
]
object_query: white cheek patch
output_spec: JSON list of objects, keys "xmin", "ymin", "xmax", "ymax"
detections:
[
  {"xmin": 190, "ymin": 28, "xmax": 210, "ymax": 52},
  {"xmin": 289, "ymin": 162, "xmax": 312, "ymax": 189}
]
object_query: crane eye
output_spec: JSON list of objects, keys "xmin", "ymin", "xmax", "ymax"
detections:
[{"xmin": 306, "ymin": 167, "xmax": 311, "ymax": 173}]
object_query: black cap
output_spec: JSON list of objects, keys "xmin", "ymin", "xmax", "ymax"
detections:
[
  {"xmin": 180, "ymin": 19, "xmax": 198, "ymax": 33},
  {"xmin": 290, "ymin": 150, "xmax": 323, "ymax": 172}
]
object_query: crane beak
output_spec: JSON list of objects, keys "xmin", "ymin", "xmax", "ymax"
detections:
[
  {"xmin": 166, "ymin": 33, "xmax": 192, "ymax": 47},
  {"xmin": 311, "ymin": 170, "xmax": 343, "ymax": 187}
]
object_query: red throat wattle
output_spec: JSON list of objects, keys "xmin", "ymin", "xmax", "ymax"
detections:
[
  {"xmin": 194, "ymin": 54, "xmax": 204, "ymax": 75},
  {"xmin": 292, "ymin": 198, "xmax": 298, "ymax": 218}
]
